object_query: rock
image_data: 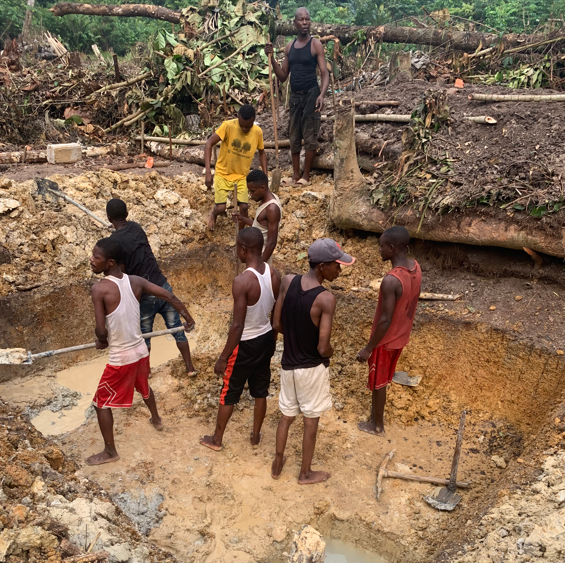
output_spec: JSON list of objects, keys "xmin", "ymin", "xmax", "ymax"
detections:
[
  {"xmin": 154, "ymin": 189, "xmax": 180, "ymax": 206},
  {"xmin": 289, "ymin": 525, "xmax": 325, "ymax": 563},
  {"xmin": 515, "ymin": 295, "xmax": 523, "ymax": 301},
  {"xmin": 272, "ymin": 526, "xmax": 287, "ymax": 542},
  {"xmin": 555, "ymin": 491, "xmax": 565, "ymax": 504},
  {"xmin": 313, "ymin": 500, "xmax": 330, "ymax": 515},
  {"xmin": 42, "ymin": 445, "xmax": 65, "ymax": 470},
  {"xmin": 30, "ymin": 476, "xmax": 48, "ymax": 499},
  {"xmin": 489, "ymin": 305, "xmax": 496, "ymax": 311},
  {"xmin": 14, "ymin": 526, "xmax": 58, "ymax": 552},
  {"xmin": 0, "ymin": 244, "xmax": 10, "ymax": 265},
  {"xmin": 105, "ymin": 543, "xmax": 131, "ymax": 562},
  {"xmin": 111, "ymin": 489, "xmax": 164, "ymax": 536},
  {"xmin": 300, "ymin": 191, "xmax": 325, "ymax": 203},
  {"xmin": 491, "ymin": 455, "xmax": 507, "ymax": 469},
  {"xmin": 10, "ymin": 505, "xmax": 29, "ymax": 523},
  {"xmin": 4, "ymin": 464, "xmax": 33, "ymax": 488},
  {"xmin": 0, "ymin": 198, "xmax": 20, "ymax": 215},
  {"xmin": 557, "ymin": 350, "xmax": 564, "ymax": 356}
]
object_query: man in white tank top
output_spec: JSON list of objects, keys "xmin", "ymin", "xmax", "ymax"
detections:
[
  {"xmin": 231, "ymin": 169, "xmax": 282, "ymax": 265},
  {"xmin": 88, "ymin": 238, "xmax": 195, "ymax": 466},
  {"xmin": 200, "ymin": 227, "xmax": 281, "ymax": 452}
]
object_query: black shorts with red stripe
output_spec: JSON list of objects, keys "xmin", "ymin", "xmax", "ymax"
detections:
[{"xmin": 220, "ymin": 330, "xmax": 276, "ymax": 406}]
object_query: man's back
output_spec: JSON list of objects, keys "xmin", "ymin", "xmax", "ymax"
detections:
[{"xmin": 110, "ymin": 221, "xmax": 166, "ymax": 286}]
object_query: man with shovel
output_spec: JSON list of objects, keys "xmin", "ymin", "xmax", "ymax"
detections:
[
  {"xmin": 265, "ymin": 7, "xmax": 329, "ymax": 187},
  {"xmin": 356, "ymin": 226, "xmax": 422, "ymax": 437},
  {"xmin": 88, "ymin": 237, "xmax": 195, "ymax": 466},
  {"xmin": 204, "ymin": 104, "xmax": 268, "ymax": 231},
  {"xmin": 107, "ymin": 198, "xmax": 197, "ymax": 376}
]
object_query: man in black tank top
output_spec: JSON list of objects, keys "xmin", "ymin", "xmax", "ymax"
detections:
[
  {"xmin": 271, "ymin": 239, "xmax": 355, "ymax": 485},
  {"xmin": 266, "ymin": 8, "xmax": 329, "ymax": 186}
]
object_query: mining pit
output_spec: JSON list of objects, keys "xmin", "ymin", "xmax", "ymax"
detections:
[{"xmin": 1, "ymin": 167, "xmax": 565, "ymax": 563}]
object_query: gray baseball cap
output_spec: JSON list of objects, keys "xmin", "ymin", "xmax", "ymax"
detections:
[{"xmin": 308, "ymin": 238, "xmax": 355, "ymax": 265}]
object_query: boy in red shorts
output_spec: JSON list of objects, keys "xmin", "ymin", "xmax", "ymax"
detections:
[
  {"xmin": 88, "ymin": 238, "xmax": 195, "ymax": 466},
  {"xmin": 356, "ymin": 226, "xmax": 421, "ymax": 436}
]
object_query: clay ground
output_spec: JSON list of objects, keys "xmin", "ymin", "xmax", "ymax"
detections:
[{"xmin": 1, "ymin": 165, "xmax": 565, "ymax": 562}]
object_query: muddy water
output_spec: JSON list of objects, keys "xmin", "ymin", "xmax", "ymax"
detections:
[
  {"xmin": 325, "ymin": 538, "xmax": 388, "ymax": 563},
  {"xmin": 32, "ymin": 334, "xmax": 184, "ymax": 436}
]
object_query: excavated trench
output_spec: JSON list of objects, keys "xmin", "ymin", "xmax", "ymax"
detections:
[{"xmin": 1, "ymin": 238, "xmax": 564, "ymax": 562}]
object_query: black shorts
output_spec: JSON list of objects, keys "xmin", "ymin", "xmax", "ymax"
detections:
[
  {"xmin": 289, "ymin": 85, "xmax": 321, "ymax": 154},
  {"xmin": 219, "ymin": 331, "xmax": 276, "ymax": 406}
]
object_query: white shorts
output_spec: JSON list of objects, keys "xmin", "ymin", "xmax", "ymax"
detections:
[{"xmin": 279, "ymin": 363, "xmax": 332, "ymax": 419}]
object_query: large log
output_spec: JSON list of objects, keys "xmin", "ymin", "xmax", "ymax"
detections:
[
  {"xmin": 50, "ymin": 3, "xmax": 561, "ymax": 52},
  {"xmin": 330, "ymin": 100, "xmax": 565, "ymax": 258},
  {"xmin": 50, "ymin": 2, "xmax": 180, "ymax": 23}
]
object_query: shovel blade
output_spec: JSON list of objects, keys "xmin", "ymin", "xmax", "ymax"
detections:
[
  {"xmin": 0, "ymin": 348, "xmax": 30, "ymax": 365},
  {"xmin": 424, "ymin": 486, "xmax": 462, "ymax": 511},
  {"xmin": 271, "ymin": 168, "xmax": 282, "ymax": 194},
  {"xmin": 392, "ymin": 371, "xmax": 422, "ymax": 387}
]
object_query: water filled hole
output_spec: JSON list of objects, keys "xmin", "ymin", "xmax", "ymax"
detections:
[{"xmin": 324, "ymin": 538, "xmax": 388, "ymax": 563}]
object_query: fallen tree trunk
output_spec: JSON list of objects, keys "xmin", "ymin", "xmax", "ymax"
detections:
[
  {"xmin": 0, "ymin": 145, "xmax": 120, "ymax": 164},
  {"xmin": 470, "ymin": 93, "xmax": 565, "ymax": 102},
  {"xmin": 330, "ymin": 100, "xmax": 565, "ymax": 258},
  {"xmin": 50, "ymin": 2, "xmax": 562, "ymax": 51},
  {"xmin": 137, "ymin": 135, "xmax": 292, "ymax": 149}
]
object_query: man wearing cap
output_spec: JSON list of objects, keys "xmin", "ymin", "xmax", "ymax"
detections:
[{"xmin": 271, "ymin": 238, "xmax": 354, "ymax": 484}]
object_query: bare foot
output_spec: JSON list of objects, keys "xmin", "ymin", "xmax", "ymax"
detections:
[
  {"xmin": 298, "ymin": 470, "xmax": 331, "ymax": 485},
  {"xmin": 86, "ymin": 450, "xmax": 120, "ymax": 466},
  {"xmin": 250, "ymin": 431, "xmax": 262, "ymax": 448},
  {"xmin": 207, "ymin": 212, "xmax": 217, "ymax": 231},
  {"xmin": 150, "ymin": 417, "xmax": 163, "ymax": 431},
  {"xmin": 200, "ymin": 435, "xmax": 222, "ymax": 452},
  {"xmin": 357, "ymin": 421, "xmax": 385, "ymax": 436},
  {"xmin": 271, "ymin": 455, "xmax": 287, "ymax": 480}
]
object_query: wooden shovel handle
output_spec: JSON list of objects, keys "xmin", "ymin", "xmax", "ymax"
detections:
[
  {"xmin": 268, "ymin": 53, "xmax": 279, "ymax": 163},
  {"xmin": 448, "ymin": 410, "xmax": 467, "ymax": 492}
]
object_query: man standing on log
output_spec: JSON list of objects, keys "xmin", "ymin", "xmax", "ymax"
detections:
[
  {"xmin": 266, "ymin": 7, "xmax": 329, "ymax": 187},
  {"xmin": 271, "ymin": 239, "xmax": 354, "ymax": 484},
  {"xmin": 204, "ymin": 104, "xmax": 268, "ymax": 231},
  {"xmin": 231, "ymin": 169, "xmax": 282, "ymax": 265},
  {"xmin": 107, "ymin": 198, "xmax": 197, "ymax": 376},
  {"xmin": 356, "ymin": 226, "xmax": 421, "ymax": 437},
  {"xmin": 88, "ymin": 237, "xmax": 194, "ymax": 465},
  {"xmin": 200, "ymin": 227, "xmax": 280, "ymax": 451}
]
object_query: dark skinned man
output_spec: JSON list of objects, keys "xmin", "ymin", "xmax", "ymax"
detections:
[
  {"xmin": 204, "ymin": 104, "xmax": 268, "ymax": 231},
  {"xmin": 107, "ymin": 198, "xmax": 196, "ymax": 376},
  {"xmin": 232, "ymin": 169, "xmax": 282, "ymax": 265},
  {"xmin": 88, "ymin": 238, "xmax": 195, "ymax": 466},
  {"xmin": 200, "ymin": 227, "xmax": 281, "ymax": 451},
  {"xmin": 271, "ymin": 239, "xmax": 355, "ymax": 484},
  {"xmin": 356, "ymin": 226, "xmax": 422, "ymax": 437},
  {"xmin": 265, "ymin": 7, "xmax": 330, "ymax": 187}
]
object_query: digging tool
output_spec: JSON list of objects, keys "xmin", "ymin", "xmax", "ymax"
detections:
[
  {"xmin": 234, "ymin": 185, "xmax": 240, "ymax": 277},
  {"xmin": 0, "ymin": 326, "xmax": 192, "ymax": 365},
  {"xmin": 376, "ymin": 450, "xmax": 395, "ymax": 500},
  {"xmin": 267, "ymin": 52, "xmax": 281, "ymax": 194},
  {"xmin": 35, "ymin": 178, "xmax": 111, "ymax": 229},
  {"xmin": 424, "ymin": 410, "xmax": 467, "ymax": 511},
  {"xmin": 392, "ymin": 371, "xmax": 422, "ymax": 387}
]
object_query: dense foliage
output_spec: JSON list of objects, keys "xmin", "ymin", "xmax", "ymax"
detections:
[{"xmin": 2, "ymin": 0, "xmax": 565, "ymax": 54}]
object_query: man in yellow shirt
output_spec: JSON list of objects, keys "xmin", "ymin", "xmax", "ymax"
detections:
[{"xmin": 204, "ymin": 105, "xmax": 268, "ymax": 231}]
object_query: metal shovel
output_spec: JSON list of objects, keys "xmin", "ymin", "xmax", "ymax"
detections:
[
  {"xmin": 35, "ymin": 178, "xmax": 112, "ymax": 229},
  {"xmin": 0, "ymin": 326, "xmax": 191, "ymax": 365},
  {"xmin": 424, "ymin": 410, "xmax": 467, "ymax": 511}
]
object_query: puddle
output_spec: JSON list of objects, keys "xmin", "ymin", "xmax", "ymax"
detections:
[
  {"xmin": 30, "ymin": 334, "xmax": 184, "ymax": 436},
  {"xmin": 324, "ymin": 538, "xmax": 388, "ymax": 563}
]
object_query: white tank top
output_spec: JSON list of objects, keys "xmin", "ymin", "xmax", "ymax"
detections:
[
  {"xmin": 241, "ymin": 264, "xmax": 275, "ymax": 341},
  {"xmin": 252, "ymin": 195, "xmax": 282, "ymax": 266},
  {"xmin": 105, "ymin": 274, "xmax": 149, "ymax": 366}
]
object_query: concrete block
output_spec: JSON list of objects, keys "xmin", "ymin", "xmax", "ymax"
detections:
[{"xmin": 46, "ymin": 143, "xmax": 82, "ymax": 164}]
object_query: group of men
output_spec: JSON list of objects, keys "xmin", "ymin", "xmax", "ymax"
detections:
[{"xmin": 85, "ymin": 6, "xmax": 422, "ymax": 483}]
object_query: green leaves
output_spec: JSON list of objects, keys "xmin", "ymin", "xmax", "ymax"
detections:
[{"xmin": 153, "ymin": 29, "xmax": 178, "ymax": 51}]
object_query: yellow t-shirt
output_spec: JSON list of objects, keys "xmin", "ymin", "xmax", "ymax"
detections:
[{"xmin": 215, "ymin": 119, "xmax": 264, "ymax": 182}]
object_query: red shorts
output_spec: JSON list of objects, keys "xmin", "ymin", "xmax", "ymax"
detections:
[
  {"xmin": 93, "ymin": 356, "xmax": 150, "ymax": 409},
  {"xmin": 367, "ymin": 346, "xmax": 403, "ymax": 391}
]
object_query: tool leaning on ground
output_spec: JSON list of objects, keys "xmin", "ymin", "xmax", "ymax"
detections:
[
  {"xmin": 0, "ymin": 325, "xmax": 194, "ymax": 365},
  {"xmin": 267, "ymin": 49, "xmax": 281, "ymax": 194},
  {"xmin": 35, "ymin": 178, "xmax": 112, "ymax": 229}
]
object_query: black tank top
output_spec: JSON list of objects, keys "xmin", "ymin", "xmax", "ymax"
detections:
[
  {"xmin": 281, "ymin": 275, "xmax": 330, "ymax": 370},
  {"xmin": 289, "ymin": 37, "xmax": 319, "ymax": 92}
]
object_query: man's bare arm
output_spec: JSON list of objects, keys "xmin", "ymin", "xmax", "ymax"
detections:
[
  {"xmin": 134, "ymin": 277, "xmax": 195, "ymax": 328},
  {"xmin": 204, "ymin": 132, "xmax": 221, "ymax": 189},
  {"xmin": 270, "ymin": 267, "xmax": 282, "ymax": 340},
  {"xmin": 215, "ymin": 276, "xmax": 248, "ymax": 374},
  {"xmin": 317, "ymin": 292, "xmax": 337, "ymax": 358},
  {"xmin": 272, "ymin": 274, "xmax": 293, "ymax": 333},
  {"xmin": 357, "ymin": 276, "xmax": 402, "ymax": 361},
  {"xmin": 91, "ymin": 284, "xmax": 109, "ymax": 349},
  {"xmin": 265, "ymin": 42, "xmax": 290, "ymax": 82},
  {"xmin": 258, "ymin": 149, "xmax": 268, "ymax": 175},
  {"xmin": 314, "ymin": 40, "xmax": 330, "ymax": 112},
  {"xmin": 261, "ymin": 205, "xmax": 281, "ymax": 263}
]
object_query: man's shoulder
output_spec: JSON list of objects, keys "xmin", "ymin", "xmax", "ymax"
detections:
[{"xmin": 91, "ymin": 278, "xmax": 112, "ymax": 294}]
